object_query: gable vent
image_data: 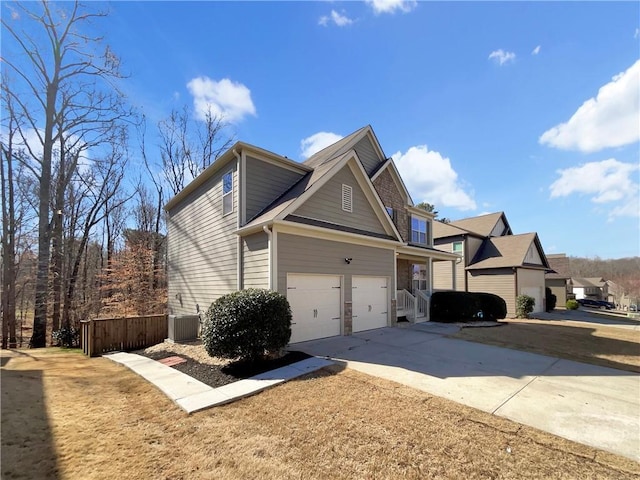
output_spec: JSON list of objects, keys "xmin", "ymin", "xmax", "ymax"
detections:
[{"xmin": 341, "ymin": 184, "xmax": 353, "ymax": 213}]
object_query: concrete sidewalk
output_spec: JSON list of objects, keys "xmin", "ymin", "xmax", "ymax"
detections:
[
  {"xmin": 106, "ymin": 352, "xmax": 333, "ymax": 414},
  {"xmin": 292, "ymin": 323, "xmax": 640, "ymax": 462}
]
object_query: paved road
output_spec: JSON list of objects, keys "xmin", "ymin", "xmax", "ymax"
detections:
[
  {"xmin": 532, "ymin": 309, "xmax": 640, "ymax": 330},
  {"xmin": 293, "ymin": 323, "xmax": 640, "ymax": 462}
]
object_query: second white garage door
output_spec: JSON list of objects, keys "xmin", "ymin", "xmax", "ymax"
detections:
[
  {"xmin": 287, "ymin": 274, "xmax": 342, "ymax": 343},
  {"xmin": 352, "ymin": 276, "xmax": 389, "ymax": 333}
]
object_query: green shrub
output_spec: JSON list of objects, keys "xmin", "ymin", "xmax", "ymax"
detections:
[
  {"xmin": 52, "ymin": 325, "xmax": 80, "ymax": 348},
  {"xmin": 202, "ymin": 289, "xmax": 292, "ymax": 361},
  {"xmin": 566, "ymin": 299, "xmax": 579, "ymax": 310},
  {"xmin": 545, "ymin": 287, "xmax": 557, "ymax": 312},
  {"xmin": 516, "ymin": 294, "xmax": 535, "ymax": 318},
  {"xmin": 431, "ymin": 291, "xmax": 507, "ymax": 322}
]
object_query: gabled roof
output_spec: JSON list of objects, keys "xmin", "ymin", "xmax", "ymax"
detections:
[
  {"xmin": 466, "ymin": 233, "xmax": 550, "ymax": 270},
  {"xmin": 370, "ymin": 158, "xmax": 414, "ymax": 206},
  {"xmin": 448, "ymin": 212, "xmax": 512, "ymax": 238},
  {"xmin": 432, "ymin": 220, "xmax": 477, "ymax": 240},
  {"xmin": 239, "ymin": 148, "xmax": 402, "ymax": 241},
  {"xmin": 546, "ymin": 253, "xmax": 570, "ymax": 279},
  {"xmin": 572, "ymin": 277, "xmax": 606, "ymax": 288},
  {"xmin": 303, "ymin": 125, "xmax": 385, "ymax": 169},
  {"xmin": 165, "ymin": 141, "xmax": 311, "ymax": 211}
]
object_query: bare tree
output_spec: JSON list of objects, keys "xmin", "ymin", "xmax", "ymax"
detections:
[
  {"xmin": 1, "ymin": 79, "xmax": 21, "ymax": 348},
  {"xmin": 158, "ymin": 105, "xmax": 233, "ymax": 196},
  {"xmin": 61, "ymin": 130, "xmax": 132, "ymax": 329},
  {"xmin": 2, "ymin": 1, "xmax": 130, "ymax": 346}
]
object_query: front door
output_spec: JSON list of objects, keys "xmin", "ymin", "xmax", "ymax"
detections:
[{"xmin": 412, "ymin": 263, "xmax": 427, "ymax": 294}]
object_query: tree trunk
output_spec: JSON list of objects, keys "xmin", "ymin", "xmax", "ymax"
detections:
[{"xmin": 31, "ymin": 81, "xmax": 58, "ymax": 348}]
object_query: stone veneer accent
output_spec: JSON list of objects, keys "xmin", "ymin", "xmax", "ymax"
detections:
[
  {"xmin": 372, "ymin": 168, "xmax": 409, "ymax": 241},
  {"xmin": 343, "ymin": 301, "xmax": 353, "ymax": 335},
  {"xmin": 390, "ymin": 298, "xmax": 397, "ymax": 327},
  {"xmin": 397, "ymin": 259, "xmax": 411, "ymax": 291}
]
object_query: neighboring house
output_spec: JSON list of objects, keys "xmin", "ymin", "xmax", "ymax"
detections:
[
  {"xmin": 165, "ymin": 126, "xmax": 458, "ymax": 344},
  {"xmin": 571, "ymin": 277, "xmax": 608, "ymax": 301},
  {"xmin": 545, "ymin": 253, "xmax": 571, "ymax": 307},
  {"xmin": 432, "ymin": 212, "xmax": 551, "ymax": 316}
]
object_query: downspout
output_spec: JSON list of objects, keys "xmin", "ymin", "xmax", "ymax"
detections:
[
  {"xmin": 234, "ymin": 149, "xmax": 242, "ymax": 290},
  {"xmin": 263, "ymin": 225, "xmax": 273, "ymax": 290}
]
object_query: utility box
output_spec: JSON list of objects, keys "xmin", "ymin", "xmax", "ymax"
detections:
[{"xmin": 167, "ymin": 314, "xmax": 200, "ymax": 342}]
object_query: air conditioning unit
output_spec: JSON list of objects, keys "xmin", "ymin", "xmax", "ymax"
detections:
[{"xmin": 167, "ymin": 314, "xmax": 200, "ymax": 342}]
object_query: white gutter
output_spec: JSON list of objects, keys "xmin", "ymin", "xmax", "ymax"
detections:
[
  {"xmin": 234, "ymin": 149, "xmax": 242, "ymax": 290},
  {"xmin": 263, "ymin": 225, "xmax": 273, "ymax": 290}
]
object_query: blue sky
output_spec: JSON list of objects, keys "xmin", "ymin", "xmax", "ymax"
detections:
[{"xmin": 9, "ymin": 1, "xmax": 640, "ymax": 259}]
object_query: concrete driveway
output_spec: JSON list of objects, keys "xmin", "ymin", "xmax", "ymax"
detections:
[{"xmin": 292, "ymin": 322, "xmax": 640, "ymax": 462}]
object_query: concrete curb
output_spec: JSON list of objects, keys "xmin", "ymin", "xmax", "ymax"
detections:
[{"xmin": 105, "ymin": 352, "xmax": 333, "ymax": 414}]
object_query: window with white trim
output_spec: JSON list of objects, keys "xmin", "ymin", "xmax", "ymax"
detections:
[
  {"xmin": 222, "ymin": 171, "xmax": 233, "ymax": 215},
  {"xmin": 341, "ymin": 184, "xmax": 353, "ymax": 212},
  {"xmin": 411, "ymin": 217, "xmax": 428, "ymax": 245},
  {"xmin": 453, "ymin": 241, "xmax": 463, "ymax": 254}
]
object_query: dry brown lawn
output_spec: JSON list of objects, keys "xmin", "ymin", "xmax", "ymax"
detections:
[
  {"xmin": 2, "ymin": 348, "xmax": 639, "ymax": 479},
  {"xmin": 451, "ymin": 318, "xmax": 640, "ymax": 373}
]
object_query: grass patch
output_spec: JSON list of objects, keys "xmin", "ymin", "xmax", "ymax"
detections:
[
  {"xmin": 451, "ymin": 318, "xmax": 640, "ymax": 373},
  {"xmin": 1, "ymin": 349, "xmax": 638, "ymax": 479}
]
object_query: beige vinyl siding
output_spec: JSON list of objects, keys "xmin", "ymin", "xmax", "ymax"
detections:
[
  {"xmin": 546, "ymin": 278, "xmax": 568, "ymax": 307},
  {"xmin": 517, "ymin": 268, "xmax": 546, "ymax": 312},
  {"xmin": 244, "ymin": 155, "xmax": 305, "ymax": 223},
  {"xmin": 167, "ymin": 161, "xmax": 238, "ymax": 316},
  {"xmin": 468, "ymin": 268, "xmax": 516, "ymax": 316},
  {"xmin": 433, "ymin": 238, "xmax": 465, "ymax": 290},
  {"xmin": 294, "ymin": 165, "xmax": 387, "ymax": 235},
  {"xmin": 353, "ymin": 136, "xmax": 383, "ymax": 176},
  {"xmin": 524, "ymin": 243, "xmax": 543, "ymax": 265},
  {"xmin": 490, "ymin": 217, "xmax": 506, "ymax": 237},
  {"xmin": 242, "ymin": 231, "xmax": 269, "ymax": 289},
  {"xmin": 433, "ymin": 259, "xmax": 464, "ymax": 291},
  {"xmin": 276, "ymin": 233, "xmax": 395, "ymax": 302},
  {"xmin": 466, "ymin": 236, "xmax": 484, "ymax": 265}
]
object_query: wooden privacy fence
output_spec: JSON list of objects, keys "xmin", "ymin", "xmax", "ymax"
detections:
[{"xmin": 81, "ymin": 314, "xmax": 167, "ymax": 357}]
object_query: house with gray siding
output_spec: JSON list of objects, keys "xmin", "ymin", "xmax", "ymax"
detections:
[
  {"xmin": 432, "ymin": 212, "xmax": 551, "ymax": 316},
  {"xmin": 165, "ymin": 125, "xmax": 458, "ymax": 343}
]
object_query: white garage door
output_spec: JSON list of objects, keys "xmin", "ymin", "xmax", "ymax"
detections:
[
  {"xmin": 352, "ymin": 276, "xmax": 388, "ymax": 333},
  {"xmin": 521, "ymin": 287, "xmax": 544, "ymax": 313},
  {"xmin": 287, "ymin": 274, "xmax": 341, "ymax": 343}
]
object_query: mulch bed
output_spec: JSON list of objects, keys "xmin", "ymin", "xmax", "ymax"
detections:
[{"xmin": 138, "ymin": 350, "xmax": 311, "ymax": 389}]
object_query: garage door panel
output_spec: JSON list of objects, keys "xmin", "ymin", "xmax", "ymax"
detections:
[
  {"xmin": 352, "ymin": 276, "xmax": 388, "ymax": 333},
  {"xmin": 287, "ymin": 274, "xmax": 341, "ymax": 343}
]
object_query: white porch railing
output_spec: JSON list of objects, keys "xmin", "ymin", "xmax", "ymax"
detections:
[
  {"xmin": 416, "ymin": 290, "xmax": 430, "ymax": 321},
  {"xmin": 396, "ymin": 290, "xmax": 431, "ymax": 322},
  {"xmin": 396, "ymin": 289, "xmax": 416, "ymax": 321}
]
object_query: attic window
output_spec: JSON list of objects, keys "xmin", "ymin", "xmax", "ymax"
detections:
[{"xmin": 342, "ymin": 184, "xmax": 353, "ymax": 213}]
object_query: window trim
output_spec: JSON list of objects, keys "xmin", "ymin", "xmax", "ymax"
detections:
[
  {"xmin": 452, "ymin": 241, "xmax": 463, "ymax": 254},
  {"xmin": 411, "ymin": 216, "xmax": 428, "ymax": 245},
  {"xmin": 222, "ymin": 170, "xmax": 233, "ymax": 216}
]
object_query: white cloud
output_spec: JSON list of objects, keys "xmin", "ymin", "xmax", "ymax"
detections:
[
  {"xmin": 319, "ymin": 10, "xmax": 353, "ymax": 27},
  {"xmin": 488, "ymin": 49, "xmax": 516, "ymax": 66},
  {"xmin": 366, "ymin": 0, "xmax": 417, "ymax": 15},
  {"xmin": 392, "ymin": 146, "xmax": 476, "ymax": 211},
  {"xmin": 532, "ymin": 45, "xmax": 541, "ymax": 55},
  {"xmin": 549, "ymin": 159, "xmax": 639, "ymax": 219},
  {"xmin": 186, "ymin": 76, "xmax": 256, "ymax": 123},
  {"xmin": 300, "ymin": 132, "xmax": 344, "ymax": 159},
  {"xmin": 635, "ymin": 28, "xmax": 639, "ymax": 39},
  {"xmin": 539, "ymin": 60, "xmax": 640, "ymax": 152}
]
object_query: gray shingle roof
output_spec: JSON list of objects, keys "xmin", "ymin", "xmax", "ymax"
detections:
[
  {"xmin": 546, "ymin": 254, "xmax": 570, "ymax": 279},
  {"xmin": 467, "ymin": 233, "xmax": 548, "ymax": 270},
  {"xmin": 433, "ymin": 221, "xmax": 476, "ymax": 239},
  {"xmin": 448, "ymin": 212, "xmax": 509, "ymax": 237}
]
